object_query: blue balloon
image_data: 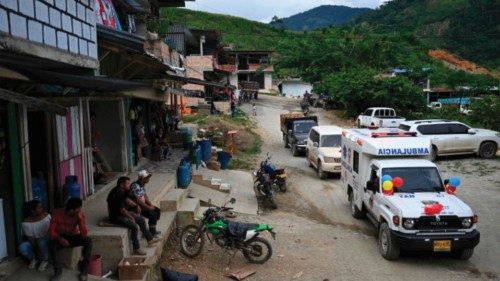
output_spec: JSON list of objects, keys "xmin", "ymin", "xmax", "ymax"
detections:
[
  {"xmin": 449, "ymin": 177, "xmax": 461, "ymax": 187},
  {"xmin": 381, "ymin": 175, "xmax": 392, "ymax": 182}
]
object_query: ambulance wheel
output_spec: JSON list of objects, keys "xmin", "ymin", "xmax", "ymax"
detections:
[
  {"xmin": 378, "ymin": 222, "xmax": 400, "ymax": 260},
  {"xmin": 349, "ymin": 192, "xmax": 364, "ymax": 219},
  {"xmin": 453, "ymin": 248, "xmax": 474, "ymax": 260},
  {"xmin": 318, "ymin": 162, "xmax": 327, "ymax": 180}
]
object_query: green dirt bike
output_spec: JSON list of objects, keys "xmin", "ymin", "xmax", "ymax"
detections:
[{"xmin": 180, "ymin": 198, "xmax": 276, "ymax": 264}]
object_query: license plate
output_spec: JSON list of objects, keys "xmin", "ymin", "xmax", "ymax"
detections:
[
  {"xmin": 433, "ymin": 240, "xmax": 451, "ymax": 252},
  {"xmin": 334, "ymin": 166, "xmax": 341, "ymax": 170},
  {"xmin": 278, "ymin": 174, "xmax": 287, "ymax": 178}
]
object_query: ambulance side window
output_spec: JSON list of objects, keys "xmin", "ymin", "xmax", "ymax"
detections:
[
  {"xmin": 371, "ymin": 170, "xmax": 379, "ymax": 192},
  {"xmin": 353, "ymin": 151, "xmax": 359, "ymax": 173}
]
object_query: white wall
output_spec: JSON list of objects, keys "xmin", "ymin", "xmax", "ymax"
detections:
[
  {"xmin": 229, "ymin": 74, "xmax": 238, "ymax": 87},
  {"xmin": 281, "ymin": 81, "xmax": 313, "ymax": 97},
  {"xmin": 264, "ymin": 73, "xmax": 273, "ymax": 91}
]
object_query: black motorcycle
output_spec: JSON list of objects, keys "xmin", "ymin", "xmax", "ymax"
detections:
[
  {"xmin": 253, "ymin": 169, "xmax": 278, "ymax": 209},
  {"xmin": 254, "ymin": 154, "xmax": 287, "ymax": 192}
]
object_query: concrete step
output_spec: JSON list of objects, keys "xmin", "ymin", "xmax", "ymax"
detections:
[
  {"xmin": 192, "ymin": 174, "xmax": 230, "ymax": 193},
  {"xmin": 189, "ymin": 183, "xmax": 229, "ymax": 207},
  {"xmin": 177, "ymin": 198, "xmax": 200, "ymax": 227},
  {"xmin": 160, "ymin": 188, "xmax": 189, "ymax": 211}
]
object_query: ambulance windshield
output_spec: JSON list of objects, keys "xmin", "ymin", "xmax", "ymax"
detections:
[{"xmin": 382, "ymin": 167, "xmax": 444, "ymax": 193}]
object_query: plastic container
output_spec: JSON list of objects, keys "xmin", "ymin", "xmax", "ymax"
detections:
[
  {"xmin": 197, "ymin": 139, "xmax": 212, "ymax": 162},
  {"xmin": 88, "ymin": 254, "xmax": 102, "ymax": 277},
  {"xmin": 63, "ymin": 175, "xmax": 81, "ymax": 199},
  {"xmin": 190, "ymin": 144, "xmax": 202, "ymax": 168},
  {"xmin": 177, "ymin": 159, "xmax": 191, "ymax": 188},
  {"xmin": 217, "ymin": 151, "xmax": 232, "ymax": 170},
  {"xmin": 31, "ymin": 177, "xmax": 48, "ymax": 210}
]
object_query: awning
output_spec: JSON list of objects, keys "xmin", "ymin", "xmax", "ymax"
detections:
[
  {"xmin": 0, "ymin": 88, "xmax": 66, "ymax": 115},
  {"xmin": 163, "ymin": 74, "xmax": 233, "ymax": 89}
]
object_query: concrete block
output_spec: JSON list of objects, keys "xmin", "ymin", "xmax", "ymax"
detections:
[
  {"xmin": 76, "ymin": 2, "xmax": 85, "ymax": 20},
  {"xmin": 9, "ymin": 13, "xmax": 27, "ymax": 39},
  {"xmin": 160, "ymin": 188, "xmax": 187, "ymax": 211},
  {"xmin": 0, "ymin": 8, "xmax": 8, "ymax": 33},
  {"xmin": 55, "ymin": 0, "xmax": 65, "ymax": 10},
  {"xmin": 0, "ymin": 0, "xmax": 17, "ymax": 11},
  {"xmin": 61, "ymin": 13, "xmax": 72, "ymax": 32},
  {"xmin": 67, "ymin": 0, "xmax": 76, "ymax": 16},
  {"xmin": 19, "ymin": 0, "xmax": 34, "ymax": 17},
  {"xmin": 57, "ymin": 30, "xmax": 68, "ymax": 50},
  {"xmin": 177, "ymin": 198, "xmax": 200, "ymax": 227},
  {"xmin": 88, "ymin": 41, "xmax": 96, "ymax": 58},
  {"xmin": 43, "ymin": 25, "xmax": 56, "ymax": 47},
  {"xmin": 72, "ymin": 18, "xmax": 81, "ymax": 36},
  {"xmin": 68, "ymin": 34, "xmax": 78, "ymax": 53},
  {"xmin": 57, "ymin": 246, "xmax": 82, "ymax": 270},
  {"xmin": 49, "ymin": 7, "xmax": 61, "ymax": 28},
  {"xmin": 27, "ymin": 20, "xmax": 43, "ymax": 43},
  {"xmin": 78, "ymin": 38, "xmax": 87, "ymax": 55},
  {"xmin": 86, "ymin": 7, "xmax": 94, "ymax": 25},
  {"xmin": 91, "ymin": 233, "xmax": 130, "ymax": 275},
  {"xmin": 82, "ymin": 22, "xmax": 90, "ymax": 39},
  {"xmin": 35, "ymin": 0, "xmax": 49, "ymax": 23}
]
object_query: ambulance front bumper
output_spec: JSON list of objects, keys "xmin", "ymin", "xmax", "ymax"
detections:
[{"xmin": 390, "ymin": 229, "xmax": 480, "ymax": 251}]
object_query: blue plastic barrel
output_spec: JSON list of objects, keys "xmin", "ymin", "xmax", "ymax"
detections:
[
  {"xmin": 197, "ymin": 139, "xmax": 212, "ymax": 162},
  {"xmin": 32, "ymin": 177, "xmax": 48, "ymax": 210},
  {"xmin": 64, "ymin": 175, "xmax": 81, "ymax": 199},
  {"xmin": 182, "ymin": 128, "xmax": 193, "ymax": 150},
  {"xmin": 177, "ymin": 159, "xmax": 191, "ymax": 188},
  {"xmin": 217, "ymin": 151, "xmax": 232, "ymax": 170}
]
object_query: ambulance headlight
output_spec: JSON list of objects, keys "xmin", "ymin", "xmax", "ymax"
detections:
[
  {"xmin": 462, "ymin": 218, "xmax": 472, "ymax": 228},
  {"xmin": 403, "ymin": 219, "xmax": 415, "ymax": 229}
]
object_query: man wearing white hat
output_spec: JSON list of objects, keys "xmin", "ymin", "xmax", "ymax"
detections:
[{"xmin": 130, "ymin": 170, "xmax": 161, "ymax": 236}]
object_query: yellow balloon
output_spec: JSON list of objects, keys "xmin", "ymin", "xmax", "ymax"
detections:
[{"xmin": 382, "ymin": 180, "xmax": 393, "ymax": 191}]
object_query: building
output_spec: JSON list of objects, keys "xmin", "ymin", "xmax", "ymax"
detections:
[
  {"xmin": 278, "ymin": 79, "xmax": 313, "ymax": 98},
  {"xmin": 0, "ymin": 0, "xmax": 197, "ymax": 271},
  {"xmin": 215, "ymin": 50, "xmax": 274, "ymax": 91}
]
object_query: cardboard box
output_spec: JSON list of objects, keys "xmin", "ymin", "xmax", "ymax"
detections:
[{"xmin": 117, "ymin": 256, "xmax": 155, "ymax": 280}]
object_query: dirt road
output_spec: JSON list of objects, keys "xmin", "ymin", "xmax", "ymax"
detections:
[{"xmin": 163, "ymin": 95, "xmax": 500, "ymax": 280}]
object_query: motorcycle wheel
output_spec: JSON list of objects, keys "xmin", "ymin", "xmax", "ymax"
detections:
[
  {"xmin": 180, "ymin": 225, "xmax": 205, "ymax": 258},
  {"xmin": 278, "ymin": 181, "xmax": 287, "ymax": 192},
  {"xmin": 243, "ymin": 237, "xmax": 273, "ymax": 264},
  {"xmin": 269, "ymin": 197, "xmax": 278, "ymax": 209}
]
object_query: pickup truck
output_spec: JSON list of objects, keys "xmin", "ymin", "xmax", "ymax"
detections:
[
  {"xmin": 357, "ymin": 107, "xmax": 405, "ymax": 128},
  {"xmin": 281, "ymin": 113, "xmax": 318, "ymax": 156}
]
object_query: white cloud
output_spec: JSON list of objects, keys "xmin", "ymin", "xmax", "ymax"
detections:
[{"xmin": 185, "ymin": 0, "xmax": 387, "ymax": 22}]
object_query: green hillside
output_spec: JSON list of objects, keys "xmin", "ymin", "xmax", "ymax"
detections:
[
  {"xmin": 356, "ymin": 0, "xmax": 500, "ymax": 68},
  {"xmin": 153, "ymin": 8, "xmax": 284, "ymax": 50}
]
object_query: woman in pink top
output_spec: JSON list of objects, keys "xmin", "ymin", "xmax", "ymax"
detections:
[{"xmin": 19, "ymin": 199, "xmax": 51, "ymax": 271}]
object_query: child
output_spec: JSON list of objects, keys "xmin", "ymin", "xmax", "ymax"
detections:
[{"xmin": 252, "ymin": 104, "xmax": 257, "ymax": 116}]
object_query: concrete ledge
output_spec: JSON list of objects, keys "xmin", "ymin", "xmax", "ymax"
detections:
[{"xmin": 160, "ymin": 188, "xmax": 188, "ymax": 211}]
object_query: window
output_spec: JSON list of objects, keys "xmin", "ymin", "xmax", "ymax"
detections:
[
  {"xmin": 388, "ymin": 109, "xmax": 395, "ymax": 116},
  {"xmin": 371, "ymin": 169, "xmax": 379, "ymax": 192},
  {"xmin": 321, "ymin": 134, "xmax": 341, "ymax": 147},
  {"xmin": 449, "ymin": 123, "xmax": 470, "ymax": 134},
  {"xmin": 417, "ymin": 124, "xmax": 449, "ymax": 135},
  {"xmin": 399, "ymin": 124, "xmax": 411, "ymax": 131},
  {"xmin": 382, "ymin": 167, "xmax": 444, "ymax": 193},
  {"xmin": 353, "ymin": 151, "xmax": 359, "ymax": 173},
  {"xmin": 363, "ymin": 109, "xmax": 373, "ymax": 116},
  {"xmin": 309, "ymin": 129, "xmax": 319, "ymax": 143},
  {"xmin": 373, "ymin": 110, "xmax": 380, "ymax": 117}
]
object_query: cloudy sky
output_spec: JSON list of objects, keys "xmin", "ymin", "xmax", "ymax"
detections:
[{"xmin": 184, "ymin": 0, "xmax": 388, "ymax": 23}]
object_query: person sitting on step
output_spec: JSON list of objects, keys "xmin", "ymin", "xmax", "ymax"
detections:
[
  {"xmin": 130, "ymin": 170, "xmax": 162, "ymax": 237},
  {"xmin": 107, "ymin": 176, "xmax": 160, "ymax": 256}
]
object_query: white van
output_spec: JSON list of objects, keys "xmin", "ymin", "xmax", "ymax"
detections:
[
  {"xmin": 341, "ymin": 129, "xmax": 480, "ymax": 260},
  {"xmin": 306, "ymin": 125, "xmax": 343, "ymax": 179}
]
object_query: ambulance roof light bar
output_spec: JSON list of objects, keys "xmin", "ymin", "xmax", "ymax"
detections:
[{"xmin": 371, "ymin": 131, "xmax": 417, "ymax": 138}]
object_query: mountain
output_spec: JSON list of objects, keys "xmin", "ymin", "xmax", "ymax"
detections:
[
  {"xmin": 154, "ymin": 8, "xmax": 283, "ymax": 51},
  {"xmin": 270, "ymin": 5, "xmax": 372, "ymax": 31},
  {"xmin": 355, "ymin": 0, "xmax": 500, "ymax": 68}
]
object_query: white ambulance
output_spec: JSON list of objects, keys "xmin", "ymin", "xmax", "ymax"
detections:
[{"xmin": 341, "ymin": 129, "xmax": 480, "ymax": 260}]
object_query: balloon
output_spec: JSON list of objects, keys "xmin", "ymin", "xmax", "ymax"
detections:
[
  {"xmin": 424, "ymin": 203, "xmax": 443, "ymax": 216},
  {"xmin": 445, "ymin": 184, "xmax": 456, "ymax": 195},
  {"xmin": 449, "ymin": 177, "xmax": 461, "ymax": 187},
  {"xmin": 392, "ymin": 177, "xmax": 404, "ymax": 188},
  {"xmin": 382, "ymin": 180, "xmax": 393, "ymax": 191},
  {"xmin": 381, "ymin": 175, "xmax": 392, "ymax": 182}
]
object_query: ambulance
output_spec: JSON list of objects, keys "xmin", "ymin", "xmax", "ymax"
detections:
[{"xmin": 341, "ymin": 129, "xmax": 480, "ymax": 260}]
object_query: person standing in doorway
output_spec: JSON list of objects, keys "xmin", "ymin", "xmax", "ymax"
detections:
[
  {"xmin": 130, "ymin": 171, "xmax": 162, "ymax": 236},
  {"xmin": 49, "ymin": 198, "xmax": 92, "ymax": 281},
  {"xmin": 19, "ymin": 200, "xmax": 51, "ymax": 272}
]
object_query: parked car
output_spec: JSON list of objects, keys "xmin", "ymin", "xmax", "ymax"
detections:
[
  {"xmin": 399, "ymin": 120, "xmax": 500, "ymax": 161},
  {"xmin": 357, "ymin": 107, "xmax": 406, "ymax": 128},
  {"xmin": 306, "ymin": 125, "xmax": 343, "ymax": 179},
  {"xmin": 427, "ymin": 102, "xmax": 443, "ymax": 110}
]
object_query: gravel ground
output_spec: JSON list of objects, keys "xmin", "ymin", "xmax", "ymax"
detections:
[{"xmin": 161, "ymin": 95, "xmax": 500, "ymax": 281}]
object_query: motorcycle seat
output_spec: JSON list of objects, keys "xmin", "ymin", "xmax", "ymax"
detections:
[{"xmin": 227, "ymin": 221, "xmax": 259, "ymax": 238}]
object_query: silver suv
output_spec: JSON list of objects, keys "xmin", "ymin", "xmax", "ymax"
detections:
[{"xmin": 399, "ymin": 120, "xmax": 499, "ymax": 161}]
